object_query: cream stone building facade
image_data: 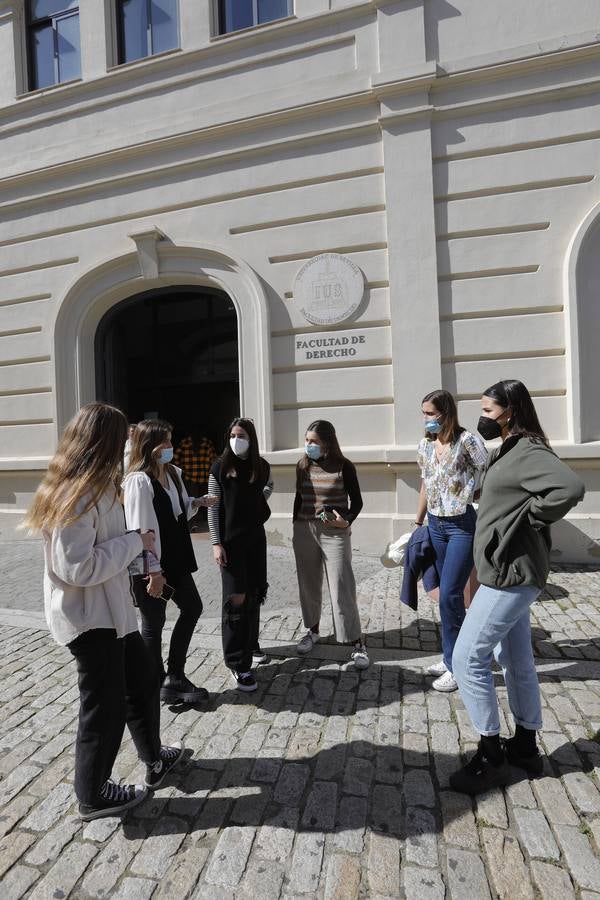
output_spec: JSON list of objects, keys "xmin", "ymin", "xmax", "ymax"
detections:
[{"xmin": 1, "ymin": 0, "xmax": 600, "ymax": 559}]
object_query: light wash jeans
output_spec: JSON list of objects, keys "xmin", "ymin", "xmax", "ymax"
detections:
[{"xmin": 452, "ymin": 583, "xmax": 542, "ymax": 736}]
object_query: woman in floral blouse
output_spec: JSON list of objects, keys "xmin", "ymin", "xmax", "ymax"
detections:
[{"xmin": 415, "ymin": 389, "xmax": 487, "ymax": 692}]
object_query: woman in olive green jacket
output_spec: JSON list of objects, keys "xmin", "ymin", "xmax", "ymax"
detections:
[{"xmin": 450, "ymin": 380, "xmax": 585, "ymax": 795}]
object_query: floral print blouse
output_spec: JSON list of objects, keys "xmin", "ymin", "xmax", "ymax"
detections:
[{"xmin": 417, "ymin": 430, "xmax": 487, "ymax": 517}]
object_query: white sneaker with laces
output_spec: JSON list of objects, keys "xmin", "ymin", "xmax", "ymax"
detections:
[
  {"xmin": 432, "ymin": 670, "xmax": 458, "ymax": 692},
  {"xmin": 427, "ymin": 659, "xmax": 448, "ymax": 677},
  {"xmin": 296, "ymin": 630, "xmax": 318, "ymax": 655}
]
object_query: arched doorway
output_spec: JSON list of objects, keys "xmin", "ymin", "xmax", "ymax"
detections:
[{"xmin": 95, "ymin": 285, "xmax": 239, "ymax": 450}]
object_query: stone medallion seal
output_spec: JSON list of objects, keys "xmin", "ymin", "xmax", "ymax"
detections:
[{"xmin": 293, "ymin": 253, "xmax": 365, "ymax": 326}]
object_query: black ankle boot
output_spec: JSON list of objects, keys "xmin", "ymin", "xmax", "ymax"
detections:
[
  {"xmin": 503, "ymin": 725, "xmax": 543, "ymax": 777},
  {"xmin": 449, "ymin": 737, "xmax": 511, "ymax": 796},
  {"xmin": 160, "ymin": 672, "xmax": 208, "ymax": 704}
]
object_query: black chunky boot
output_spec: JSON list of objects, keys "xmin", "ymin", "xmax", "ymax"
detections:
[
  {"xmin": 503, "ymin": 725, "xmax": 544, "ymax": 777},
  {"xmin": 449, "ymin": 735, "xmax": 511, "ymax": 795}
]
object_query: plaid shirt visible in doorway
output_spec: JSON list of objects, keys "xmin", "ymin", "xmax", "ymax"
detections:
[{"xmin": 173, "ymin": 436, "xmax": 217, "ymax": 484}]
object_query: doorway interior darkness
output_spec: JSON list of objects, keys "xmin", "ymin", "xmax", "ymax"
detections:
[{"xmin": 95, "ymin": 286, "xmax": 239, "ymax": 451}]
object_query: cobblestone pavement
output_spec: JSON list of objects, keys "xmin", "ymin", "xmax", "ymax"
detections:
[{"xmin": 0, "ymin": 540, "xmax": 599, "ymax": 898}]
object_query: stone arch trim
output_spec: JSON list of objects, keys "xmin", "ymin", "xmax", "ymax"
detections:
[
  {"xmin": 564, "ymin": 199, "xmax": 600, "ymax": 444},
  {"xmin": 52, "ymin": 240, "xmax": 273, "ymax": 450}
]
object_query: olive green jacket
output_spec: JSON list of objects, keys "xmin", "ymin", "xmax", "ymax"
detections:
[{"xmin": 474, "ymin": 437, "xmax": 585, "ymax": 590}]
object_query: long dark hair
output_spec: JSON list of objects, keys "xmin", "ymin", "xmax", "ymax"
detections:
[
  {"xmin": 482, "ymin": 380, "xmax": 549, "ymax": 446},
  {"xmin": 219, "ymin": 417, "xmax": 266, "ymax": 483},
  {"xmin": 127, "ymin": 418, "xmax": 180, "ymax": 484},
  {"xmin": 422, "ymin": 389, "xmax": 464, "ymax": 444},
  {"xmin": 298, "ymin": 420, "xmax": 346, "ymax": 472}
]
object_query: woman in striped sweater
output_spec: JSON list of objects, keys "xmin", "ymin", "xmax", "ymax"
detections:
[{"xmin": 292, "ymin": 420, "xmax": 369, "ymax": 669}]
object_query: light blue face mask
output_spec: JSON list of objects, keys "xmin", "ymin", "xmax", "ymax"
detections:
[
  {"xmin": 424, "ymin": 418, "xmax": 442, "ymax": 434},
  {"xmin": 305, "ymin": 442, "xmax": 322, "ymax": 460},
  {"xmin": 159, "ymin": 447, "xmax": 174, "ymax": 464}
]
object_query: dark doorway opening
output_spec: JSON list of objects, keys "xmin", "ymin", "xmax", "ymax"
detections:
[{"xmin": 95, "ymin": 286, "xmax": 239, "ymax": 451}]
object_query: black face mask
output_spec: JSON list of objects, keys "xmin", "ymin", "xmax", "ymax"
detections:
[{"xmin": 477, "ymin": 415, "xmax": 503, "ymax": 441}]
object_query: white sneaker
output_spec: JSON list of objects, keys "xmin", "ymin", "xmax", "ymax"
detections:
[
  {"xmin": 432, "ymin": 670, "xmax": 458, "ymax": 692},
  {"xmin": 296, "ymin": 630, "xmax": 318, "ymax": 655},
  {"xmin": 351, "ymin": 643, "xmax": 370, "ymax": 670},
  {"xmin": 427, "ymin": 659, "xmax": 448, "ymax": 677}
]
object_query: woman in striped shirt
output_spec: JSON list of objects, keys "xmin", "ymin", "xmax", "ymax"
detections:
[{"xmin": 292, "ymin": 420, "xmax": 369, "ymax": 669}]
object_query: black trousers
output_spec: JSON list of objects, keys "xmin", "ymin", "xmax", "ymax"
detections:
[
  {"xmin": 221, "ymin": 526, "xmax": 267, "ymax": 673},
  {"xmin": 67, "ymin": 628, "xmax": 161, "ymax": 806},
  {"xmin": 133, "ymin": 572, "xmax": 202, "ymax": 680}
]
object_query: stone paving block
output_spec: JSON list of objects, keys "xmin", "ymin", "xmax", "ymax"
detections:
[
  {"xmin": 111, "ymin": 877, "xmax": 158, "ymax": 899},
  {"xmin": 24, "ymin": 816, "xmax": 80, "ymax": 866},
  {"xmin": 403, "ymin": 865, "xmax": 445, "ymax": 900},
  {"xmin": 0, "ymin": 863, "xmax": 39, "ymax": 899},
  {"xmin": 370, "ymin": 784, "xmax": 402, "ymax": 836},
  {"xmin": 204, "ymin": 826, "xmax": 255, "ymax": 887},
  {"xmin": 446, "ymin": 848, "xmax": 492, "ymax": 899},
  {"xmin": 288, "ymin": 831, "xmax": 325, "ymax": 894},
  {"xmin": 402, "ymin": 768, "xmax": 435, "ymax": 807},
  {"xmin": 555, "ymin": 824, "xmax": 600, "ymax": 890},
  {"xmin": 343, "ymin": 756, "xmax": 373, "ymax": 796},
  {"xmin": 506, "ymin": 775, "xmax": 537, "ymax": 808},
  {"xmin": 230, "ymin": 785, "xmax": 272, "ymax": 826},
  {"xmin": 130, "ymin": 817, "xmax": 188, "ymax": 879},
  {"xmin": 323, "ymin": 853, "xmax": 361, "ymax": 900},
  {"xmin": 333, "ymin": 795, "xmax": 367, "ymax": 853},
  {"xmin": 0, "ymin": 830, "xmax": 35, "ymax": 879},
  {"xmin": 236, "ymin": 857, "xmax": 285, "ymax": 900},
  {"xmin": 401, "ymin": 731, "xmax": 429, "ymax": 766},
  {"xmin": 274, "ymin": 763, "xmax": 310, "ymax": 805},
  {"xmin": 81, "ymin": 826, "xmax": 145, "ymax": 897},
  {"xmin": 541, "ymin": 731, "xmax": 583, "ymax": 768},
  {"xmin": 301, "ymin": 780, "xmax": 337, "ymax": 829},
  {"xmin": 475, "ymin": 788, "xmax": 508, "ymax": 828},
  {"xmin": 375, "ymin": 745, "xmax": 404, "ymax": 784},
  {"xmin": 20, "ymin": 781, "xmax": 74, "ymax": 831},
  {"xmin": 322, "ymin": 715, "xmax": 347, "ymax": 745},
  {"xmin": 27, "ymin": 755, "xmax": 74, "ymax": 798},
  {"xmin": 153, "ymin": 845, "xmax": 209, "ymax": 899},
  {"xmin": 562, "ymin": 771, "xmax": 600, "ymax": 814},
  {"xmin": 28, "ymin": 840, "xmax": 98, "ymax": 900},
  {"xmin": 367, "ymin": 832, "xmax": 400, "ymax": 897},
  {"xmin": 402, "ymin": 704, "xmax": 428, "ymax": 734},
  {"xmin": 405, "ymin": 806, "xmax": 438, "ymax": 867},
  {"xmin": 81, "ymin": 814, "xmax": 122, "ymax": 843},
  {"xmin": 0, "ymin": 792, "xmax": 37, "ymax": 839},
  {"xmin": 250, "ymin": 754, "xmax": 282, "ymax": 784},
  {"xmin": 514, "ymin": 808, "xmax": 560, "ymax": 860},
  {"xmin": 254, "ymin": 807, "xmax": 298, "ymax": 863},
  {"xmin": 532, "ymin": 775, "xmax": 580, "ymax": 826},
  {"xmin": 0, "ymin": 764, "xmax": 41, "ymax": 805},
  {"xmin": 439, "ymin": 790, "xmax": 478, "ymax": 849},
  {"xmin": 315, "ymin": 743, "xmax": 346, "ymax": 780},
  {"xmin": 530, "ymin": 860, "xmax": 576, "ymax": 899},
  {"xmin": 481, "ymin": 827, "xmax": 535, "ymax": 899}
]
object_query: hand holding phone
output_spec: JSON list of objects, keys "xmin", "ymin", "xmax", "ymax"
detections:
[{"xmin": 160, "ymin": 583, "xmax": 176, "ymax": 602}]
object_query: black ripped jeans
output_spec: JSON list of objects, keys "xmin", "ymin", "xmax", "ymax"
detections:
[
  {"xmin": 133, "ymin": 572, "xmax": 203, "ymax": 680},
  {"xmin": 220, "ymin": 526, "xmax": 268, "ymax": 673}
]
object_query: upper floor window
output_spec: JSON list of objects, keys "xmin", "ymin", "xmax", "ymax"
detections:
[
  {"xmin": 219, "ymin": 0, "xmax": 291, "ymax": 34},
  {"xmin": 117, "ymin": 0, "xmax": 179, "ymax": 64},
  {"xmin": 27, "ymin": 1, "xmax": 81, "ymax": 90}
]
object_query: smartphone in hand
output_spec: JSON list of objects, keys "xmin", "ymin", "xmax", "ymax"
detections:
[{"xmin": 160, "ymin": 584, "xmax": 176, "ymax": 602}]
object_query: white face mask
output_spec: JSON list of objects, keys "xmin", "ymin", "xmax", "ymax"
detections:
[{"xmin": 230, "ymin": 436, "xmax": 250, "ymax": 457}]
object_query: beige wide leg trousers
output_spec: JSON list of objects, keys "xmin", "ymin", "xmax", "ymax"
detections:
[{"xmin": 292, "ymin": 520, "xmax": 362, "ymax": 644}]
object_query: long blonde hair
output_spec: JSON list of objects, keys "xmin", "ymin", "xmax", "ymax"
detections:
[{"xmin": 23, "ymin": 402, "xmax": 128, "ymax": 532}]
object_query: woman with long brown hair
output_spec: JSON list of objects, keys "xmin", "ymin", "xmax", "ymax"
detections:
[
  {"xmin": 415, "ymin": 389, "xmax": 487, "ymax": 691},
  {"xmin": 123, "ymin": 419, "xmax": 215, "ymax": 704},
  {"xmin": 24, "ymin": 403, "xmax": 183, "ymax": 821},
  {"xmin": 207, "ymin": 417, "xmax": 273, "ymax": 692},
  {"xmin": 292, "ymin": 420, "xmax": 368, "ymax": 668}
]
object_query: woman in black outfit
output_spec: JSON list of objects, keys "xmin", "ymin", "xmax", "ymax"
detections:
[
  {"xmin": 123, "ymin": 419, "xmax": 215, "ymax": 704},
  {"xmin": 208, "ymin": 417, "xmax": 273, "ymax": 692}
]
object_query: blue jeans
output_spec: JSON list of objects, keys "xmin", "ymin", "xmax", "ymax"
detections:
[
  {"xmin": 427, "ymin": 506, "xmax": 476, "ymax": 671},
  {"xmin": 452, "ymin": 584, "xmax": 542, "ymax": 736}
]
